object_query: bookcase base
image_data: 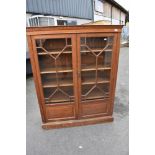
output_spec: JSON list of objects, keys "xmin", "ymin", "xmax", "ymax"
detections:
[{"xmin": 42, "ymin": 116, "xmax": 113, "ymax": 129}]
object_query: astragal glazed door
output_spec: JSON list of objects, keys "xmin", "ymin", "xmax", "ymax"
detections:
[{"xmin": 77, "ymin": 33, "xmax": 117, "ymax": 118}]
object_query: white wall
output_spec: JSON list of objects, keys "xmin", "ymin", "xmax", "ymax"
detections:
[
  {"xmin": 94, "ymin": 11, "xmax": 126, "ymax": 25},
  {"xmin": 112, "ymin": 19, "xmax": 120, "ymax": 25},
  {"xmin": 94, "ymin": 13, "xmax": 112, "ymax": 23},
  {"xmin": 121, "ymin": 12, "xmax": 126, "ymax": 25},
  {"xmin": 103, "ymin": 17, "xmax": 111, "ymax": 22},
  {"xmin": 93, "ymin": 0, "xmax": 126, "ymax": 25},
  {"xmin": 94, "ymin": 13, "xmax": 104, "ymax": 21}
]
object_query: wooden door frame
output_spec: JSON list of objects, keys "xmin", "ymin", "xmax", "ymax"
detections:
[
  {"xmin": 76, "ymin": 32, "xmax": 118, "ymax": 118},
  {"xmin": 108, "ymin": 33, "xmax": 121, "ymax": 115},
  {"xmin": 27, "ymin": 35, "xmax": 47, "ymax": 122},
  {"xmin": 29, "ymin": 33, "xmax": 79, "ymax": 122}
]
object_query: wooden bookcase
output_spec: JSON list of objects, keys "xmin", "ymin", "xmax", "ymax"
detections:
[{"xmin": 27, "ymin": 25, "xmax": 123, "ymax": 129}]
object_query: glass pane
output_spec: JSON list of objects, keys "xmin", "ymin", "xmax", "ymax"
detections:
[
  {"xmin": 80, "ymin": 36, "xmax": 113, "ymax": 101},
  {"xmin": 81, "ymin": 83, "xmax": 110, "ymax": 101},
  {"xmin": 35, "ymin": 38, "xmax": 74, "ymax": 104},
  {"xmin": 43, "ymin": 86, "xmax": 74, "ymax": 103}
]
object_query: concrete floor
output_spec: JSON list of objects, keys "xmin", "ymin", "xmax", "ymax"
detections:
[{"xmin": 26, "ymin": 47, "xmax": 129, "ymax": 155}]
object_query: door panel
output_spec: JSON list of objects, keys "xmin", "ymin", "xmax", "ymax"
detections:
[
  {"xmin": 77, "ymin": 33, "xmax": 116, "ymax": 117},
  {"xmin": 31, "ymin": 34, "xmax": 78, "ymax": 121}
]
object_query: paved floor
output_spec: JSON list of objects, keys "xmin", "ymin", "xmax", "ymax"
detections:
[{"xmin": 26, "ymin": 47, "xmax": 129, "ymax": 155}]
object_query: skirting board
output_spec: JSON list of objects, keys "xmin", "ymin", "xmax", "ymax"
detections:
[{"xmin": 42, "ymin": 116, "xmax": 114, "ymax": 129}]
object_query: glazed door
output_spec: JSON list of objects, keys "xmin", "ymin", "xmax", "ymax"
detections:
[
  {"xmin": 31, "ymin": 34, "xmax": 78, "ymax": 121},
  {"xmin": 77, "ymin": 33, "xmax": 117, "ymax": 118}
]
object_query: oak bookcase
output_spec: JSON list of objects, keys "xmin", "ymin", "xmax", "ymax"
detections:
[{"xmin": 27, "ymin": 25, "xmax": 123, "ymax": 129}]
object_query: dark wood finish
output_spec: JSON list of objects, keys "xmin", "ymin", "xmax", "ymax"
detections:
[
  {"xmin": 27, "ymin": 25, "xmax": 123, "ymax": 129},
  {"xmin": 42, "ymin": 116, "xmax": 114, "ymax": 129},
  {"xmin": 27, "ymin": 25, "xmax": 122, "ymax": 35},
  {"xmin": 46, "ymin": 104, "xmax": 75, "ymax": 121},
  {"xmin": 27, "ymin": 36, "xmax": 47, "ymax": 122}
]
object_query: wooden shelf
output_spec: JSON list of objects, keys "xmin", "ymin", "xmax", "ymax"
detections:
[
  {"xmin": 38, "ymin": 50, "xmax": 72, "ymax": 55},
  {"xmin": 81, "ymin": 65, "xmax": 111, "ymax": 71},
  {"xmin": 40, "ymin": 66, "xmax": 73, "ymax": 74},
  {"xmin": 81, "ymin": 43, "xmax": 113, "ymax": 47},
  {"xmin": 81, "ymin": 48, "xmax": 112, "ymax": 53},
  {"xmin": 40, "ymin": 65, "xmax": 111, "ymax": 74},
  {"xmin": 42, "ymin": 79, "xmax": 73, "ymax": 88},
  {"xmin": 45, "ymin": 98, "xmax": 74, "ymax": 103},
  {"xmin": 37, "ymin": 45, "xmax": 72, "ymax": 55},
  {"xmin": 42, "ymin": 78, "xmax": 110, "ymax": 88},
  {"xmin": 37, "ymin": 48, "xmax": 112, "ymax": 55},
  {"xmin": 82, "ymin": 78, "xmax": 110, "ymax": 85},
  {"xmin": 82, "ymin": 91, "xmax": 109, "ymax": 101}
]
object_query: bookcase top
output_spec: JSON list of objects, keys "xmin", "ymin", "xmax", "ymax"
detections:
[{"xmin": 27, "ymin": 25, "xmax": 123, "ymax": 35}]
